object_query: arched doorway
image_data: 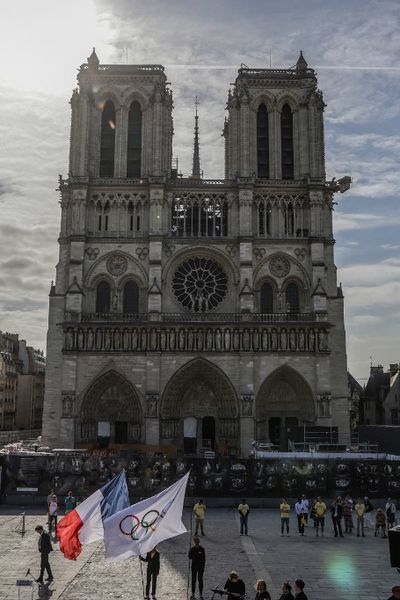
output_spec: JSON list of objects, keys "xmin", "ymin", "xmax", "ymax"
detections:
[
  {"xmin": 255, "ymin": 366, "xmax": 315, "ymax": 450},
  {"xmin": 161, "ymin": 358, "xmax": 239, "ymax": 455},
  {"xmin": 79, "ymin": 370, "xmax": 142, "ymax": 446}
]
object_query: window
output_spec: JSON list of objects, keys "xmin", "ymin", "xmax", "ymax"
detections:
[
  {"xmin": 260, "ymin": 282, "xmax": 274, "ymax": 313},
  {"xmin": 127, "ymin": 101, "xmax": 142, "ymax": 177},
  {"xmin": 258, "ymin": 202, "xmax": 271, "ymax": 236},
  {"xmin": 96, "ymin": 281, "xmax": 111, "ymax": 313},
  {"xmin": 171, "ymin": 197, "xmax": 228, "ymax": 237},
  {"xmin": 284, "ymin": 202, "xmax": 295, "ymax": 236},
  {"xmin": 123, "ymin": 281, "xmax": 139, "ymax": 314},
  {"xmin": 257, "ymin": 103, "xmax": 269, "ymax": 178},
  {"xmin": 285, "ymin": 282, "xmax": 300, "ymax": 313},
  {"xmin": 281, "ymin": 103, "xmax": 294, "ymax": 179},
  {"xmin": 99, "ymin": 101, "xmax": 116, "ymax": 177}
]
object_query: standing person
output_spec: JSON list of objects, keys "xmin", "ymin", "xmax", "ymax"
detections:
[
  {"xmin": 46, "ymin": 489, "xmax": 57, "ymax": 510},
  {"xmin": 188, "ymin": 536, "xmax": 205, "ymax": 600},
  {"xmin": 254, "ymin": 579, "xmax": 271, "ymax": 600},
  {"xmin": 279, "ymin": 583, "xmax": 294, "ymax": 600},
  {"xmin": 193, "ymin": 499, "xmax": 206, "ymax": 536},
  {"xmin": 314, "ymin": 496, "xmax": 327, "ymax": 537},
  {"xmin": 295, "ymin": 498, "xmax": 306, "ymax": 536},
  {"xmin": 238, "ymin": 499, "xmax": 250, "ymax": 536},
  {"xmin": 386, "ymin": 585, "xmax": 400, "ymax": 600},
  {"xmin": 294, "ymin": 579, "xmax": 308, "ymax": 599},
  {"xmin": 48, "ymin": 495, "xmax": 59, "ymax": 540},
  {"xmin": 224, "ymin": 571, "xmax": 246, "ymax": 600},
  {"xmin": 64, "ymin": 490, "xmax": 75, "ymax": 515},
  {"xmin": 35, "ymin": 525, "xmax": 53, "ymax": 584},
  {"xmin": 140, "ymin": 548, "xmax": 160, "ymax": 600},
  {"xmin": 386, "ymin": 498, "xmax": 397, "ymax": 530},
  {"xmin": 375, "ymin": 508, "xmax": 387, "ymax": 538},
  {"xmin": 355, "ymin": 497, "xmax": 366, "ymax": 537},
  {"xmin": 343, "ymin": 494, "xmax": 354, "ymax": 534},
  {"xmin": 364, "ymin": 496, "xmax": 374, "ymax": 528},
  {"xmin": 330, "ymin": 497, "xmax": 344, "ymax": 538},
  {"xmin": 280, "ymin": 498, "xmax": 290, "ymax": 536},
  {"xmin": 301, "ymin": 495, "xmax": 309, "ymax": 525}
]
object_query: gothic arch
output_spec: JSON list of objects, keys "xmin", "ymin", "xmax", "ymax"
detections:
[
  {"xmin": 122, "ymin": 89, "xmax": 149, "ymax": 111},
  {"xmin": 253, "ymin": 251, "xmax": 311, "ymax": 289},
  {"xmin": 275, "ymin": 93, "xmax": 299, "ymax": 113},
  {"xmin": 85, "ymin": 250, "xmax": 148, "ymax": 288},
  {"xmin": 94, "ymin": 89, "xmax": 122, "ymax": 111},
  {"xmin": 251, "ymin": 94, "xmax": 275, "ymax": 113},
  {"xmin": 161, "ymin": 358, "xmax": 239, "ymax": 419},
  {"xmin": 255, "ymin": 365, "xmax": 315, "ymax": 422}
]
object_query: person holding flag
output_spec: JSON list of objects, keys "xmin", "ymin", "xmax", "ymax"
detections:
[
  {"xmin": 140, "ymin": 547, "xmax": 160, "ymax": 600},
  {"xmin": 57, "ymin": 469, "xmax": 130, "ymax": 560}
]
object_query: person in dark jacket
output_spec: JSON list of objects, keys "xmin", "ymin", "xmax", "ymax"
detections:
[
  {"xmin": 189, "ymin": 536, "xmax": 206, "ymax": 600},
  {"xmin": 294, "ymin": 579, "xmax": 308, "ymax": 599},
  {"xmin": 224, "ymin": 571, "xmax": 246, "ymax": 600},
  {"xmin": 254, "ymin": 578, "xmax": 271, "ymax": 600},
  {"xmin": 35, "ymin": 525, "xmax": 53, "ymax": 583},
  {"xmin": 330, "ymin": 498, "xmax": 344, "ymax": 537},
  {"xmin": 387, "ymin": 584, "xmax": 400, "ymax": 599},
  {"xmin": 140, "ymin": 548, "xmax": 160, "ymax": 599},
  {"xmin": 279, "ymin": 582, "xmax": 295, "ymax": 600}
]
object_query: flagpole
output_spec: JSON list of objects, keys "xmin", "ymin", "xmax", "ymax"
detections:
[
  {"xmin": 139, "ymin": 557, "xmax": 145, "ymax": 600},
  {"xmin": 186, "ymin": 505, "xmax": 193, "ymax": 600}
]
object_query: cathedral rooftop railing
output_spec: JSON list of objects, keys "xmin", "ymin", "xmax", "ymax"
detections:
[{"xmin": 238, "ymin": 67, "xmax": 316, "ymax": 80}]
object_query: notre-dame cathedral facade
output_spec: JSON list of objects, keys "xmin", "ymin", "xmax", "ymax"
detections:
[{"xmin": 42, "ymin": 50, "xmax": 350, "ymax": 456}]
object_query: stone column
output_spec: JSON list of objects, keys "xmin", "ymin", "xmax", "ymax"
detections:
[
  {"xmin": 114, "ymin": 106, "xmax": 127, "ymax": 177},
  {"xmin": 239, "ymin": 95, "xmax": 250, "ymax": 176},
  {"xmin": 298, "ymin": 102, "xmax": 309, "ymax": 177},
  {"xmin": 240, "ymin": 395, "xmax": 255, "ymax": 457},
  {"xmin": 145, "ymin": 393, "xmax": 160, "ymax": 446}
]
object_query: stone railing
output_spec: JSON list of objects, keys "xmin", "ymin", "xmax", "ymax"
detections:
[
  {"xmin": 63, "ymin": 323, "xmax": 330, "ymax": 354},
  {"xmin": 76, "ymin": 312, "xmax": 318, "ymax": 324}
]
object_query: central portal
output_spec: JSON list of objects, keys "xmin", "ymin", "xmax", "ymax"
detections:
[{"xmin": 160, "ymin": 358, "xmax": 239, "ymax": 455}]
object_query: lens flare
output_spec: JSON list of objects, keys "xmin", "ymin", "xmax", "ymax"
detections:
[{"xmin": 326, "ymin": 552, "xmax": 358, "ymax": 588}]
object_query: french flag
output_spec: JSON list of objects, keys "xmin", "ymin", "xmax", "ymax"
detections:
[{"xmin": 57, "ymin": 469, "xmax": 130, "ymax": 560}]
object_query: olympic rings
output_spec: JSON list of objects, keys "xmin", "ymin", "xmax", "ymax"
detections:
[{"xmin": 119, "ymin": 510, "xmax": 160, "ymax": 541}]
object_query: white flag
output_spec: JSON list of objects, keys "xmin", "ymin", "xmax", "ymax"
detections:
[{"xmin": 103, "ymin": 471, "xmax": 190, "ymax": 562}]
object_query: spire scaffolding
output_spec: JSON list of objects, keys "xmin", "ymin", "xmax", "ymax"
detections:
[{"xmin": 191, "ymin": 96, "xmax": 201, "ymax": 178}]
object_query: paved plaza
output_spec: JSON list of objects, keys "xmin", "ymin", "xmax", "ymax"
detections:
[{"xmin": 0, "ymin": 508, "xmax": 398, "ymax": 600}]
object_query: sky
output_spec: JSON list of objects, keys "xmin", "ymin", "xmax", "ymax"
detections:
[{"xmin": 0, "ymin": 0, "xmax": 399, "ymax": 382}]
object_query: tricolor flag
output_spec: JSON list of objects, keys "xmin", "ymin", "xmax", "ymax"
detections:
[
  {"xmin": 103, "ymin": 471, "xmax": 189, "ymax": 563},
  {"xmin": 57, "ymin": 469, "xmax": 129, "ymax": 560}
]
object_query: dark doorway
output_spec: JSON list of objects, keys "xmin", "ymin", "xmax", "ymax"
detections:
[
  {"xmin": 115, "ymin": 421, "xmax": 128, "ymax": 444},
  {"xmin": 269, "ymin": 417, "xmax": 281, "ymax": 446},
  {"xmin": 202, "ymin": 416, "xmax": 216, "ymax": 450}
]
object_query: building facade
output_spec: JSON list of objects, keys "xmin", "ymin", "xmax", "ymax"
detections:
[
  {"xmin": 42, "ymin": 50, "xmax": 350, "ymax": 455},
  {"xmin": 0, "ymin": 331, "xmax": 45, "ymax": 431}
]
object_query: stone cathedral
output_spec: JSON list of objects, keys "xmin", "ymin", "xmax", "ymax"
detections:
[{"xmin": 42, "ymin": 49, "xmax": 351, "ymax": 456}]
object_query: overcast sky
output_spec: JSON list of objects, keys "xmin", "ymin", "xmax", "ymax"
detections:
[{"xmin": 0, "ymin": 0, "xmax": 399, "ymax": 381}]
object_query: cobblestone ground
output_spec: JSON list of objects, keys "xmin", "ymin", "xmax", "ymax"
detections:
[{"xmin": 0, "ymin": 508, "xmax": 398, "ymax": 600}]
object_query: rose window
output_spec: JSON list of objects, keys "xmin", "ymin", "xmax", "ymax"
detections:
[{"xmin": 172, "ymin": 257, "xmax": 228, "ymax": 312}]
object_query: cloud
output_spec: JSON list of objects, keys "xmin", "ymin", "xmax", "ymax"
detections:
[{"xmin": 334, "ymin": 212, "xmax": 400, "ymax": 232}]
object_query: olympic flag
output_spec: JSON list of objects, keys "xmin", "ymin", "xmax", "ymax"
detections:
[
  {"xmin": 57, "ymin": 469, "xmax": 129, "ymax": 560},
  {"xmin": 103, "ymin": 471, "xmax": 190, "ymax": 562}
]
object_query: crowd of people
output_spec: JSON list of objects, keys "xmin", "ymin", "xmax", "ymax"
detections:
[
  {"xmin": 34, "ymin": 490, "xmax": 397, "ymax": 598},
  {"xmin": 287, "ymin": 494, "xmax": 397, "ymax": 538}
]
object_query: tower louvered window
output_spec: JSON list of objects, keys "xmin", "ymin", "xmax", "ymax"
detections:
[
  {"xmin": 281, "ymin": 104, "xmax": 294, "ymax": 180},
  {"xmin": 257, "ymin": 103, "xmax": 269, "ymax": 178},
  {"xmin": 99, "ymin": 101, "xmax": 116, "ymax": 177},
  {"xmin": 127, "ymin": 101, "xmax": 142, "ymax": 178}
]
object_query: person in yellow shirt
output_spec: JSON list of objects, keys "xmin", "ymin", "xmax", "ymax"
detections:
[
  {"xmin": 193, "ymin": 499, "xmax": 206, "ymax": 536},
  {"xmin": 355, "ymin": 497, "xmax": 366, "ymax": 537},
  {"xmin": 238, "ymin": 499, "xmax": 250, "ymax": 535},
  {"xmin": 314, "ymin": 496, "xmax": 327, "ymax": 537},
  {"xmin": 280, "ymin": 499, "xmax": 290, "ymax": 535}
]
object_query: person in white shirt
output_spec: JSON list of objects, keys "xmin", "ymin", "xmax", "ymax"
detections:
[
  {"xmin": 295, "ymin": 498, "xmax": 307, "ymax": 536},
  {"xmin": 301, "ymin": 495, "xmax": 310, "ymax": 525},
  {"xmin": 48, "ymin": 495, "xmax": 59, "ymax": 540},
  {"xmin": 386, "ymin": 498, "xmax": 397, "ymax": 530}
]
